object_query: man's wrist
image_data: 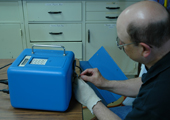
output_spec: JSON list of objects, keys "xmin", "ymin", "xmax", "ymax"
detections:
[
  {"xmin": 92, "ymin": 101, "xmax": 104, "ymax": 115},
  {"xmin": 87, "ymin": 97, "xmax": 101, "ymax": 114},
  {"xmin": 92, "ymin": 101, "xmax": 101, "ymax": 110},
  {"xmin": 100, "ymin": 80, "xmax": 114, "ymax": 90}
]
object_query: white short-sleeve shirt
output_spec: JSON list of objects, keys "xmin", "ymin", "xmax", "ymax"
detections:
[{"xmin": 123, "ymin": 64, "xmax": 147, "ymax": 106}]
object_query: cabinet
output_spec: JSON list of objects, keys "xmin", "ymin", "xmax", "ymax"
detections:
[
  {"xmin": 0, "ymin": 0, "xmax": 141, "ymax": 75},
  {"xmin": 0, "ymin": 0, "xmax": 25, "ymax": 59},
  {"xmin": 23, "ymin": 0, "xmax": 83, "ymax": 60},
  {"xmin": 85, "ymin": 2, "xmax": 138, "ymax": 75}
]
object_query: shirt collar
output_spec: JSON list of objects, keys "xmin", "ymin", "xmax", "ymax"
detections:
[{"xmin": 142, "ymin": 51, "xmax": 170, "ymax": 83}]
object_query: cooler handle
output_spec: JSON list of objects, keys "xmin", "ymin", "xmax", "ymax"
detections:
[{"xmin": 32, "ymin": 44, "xmax": 66, "ymax": 56}]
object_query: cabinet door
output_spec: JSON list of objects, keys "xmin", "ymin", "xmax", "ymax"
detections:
[
  {"xmin": 0, "ymin": 1, "xmax": 21, "ymax": 22},
  {"xmin": 0, "ymin": 24, "xmax": 23, "ymax": 58},
  {"xmin": 86, "ymin": 24, "xmax": 138, "ymax": 75}
]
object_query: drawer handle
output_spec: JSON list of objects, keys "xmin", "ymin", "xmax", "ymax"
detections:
[
  {"xmin": 48, "ymin": 11, "xmax": 62, "ymax": 14},
  {"xmin": 88, "ymin": 30, "xmax": 90, "ymax": 43},
  {"xmin": 106, "ymin": 16, "xmax": 118, "ymax": 19},
  {"xmin": 49, "ymin": 32, "xmax": 63, "ymax": 35},
  {"xmin": 106, "ymin": 7, "xmax": 120, "ymax": 10}
]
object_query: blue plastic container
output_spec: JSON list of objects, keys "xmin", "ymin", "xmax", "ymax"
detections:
[{"xmin": 7, "ymin": 45, "xmax": 75, "ymax": 111}]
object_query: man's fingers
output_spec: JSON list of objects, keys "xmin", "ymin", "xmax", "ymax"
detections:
[
  {"xmin": 81, "ymin": 68, "xmax": 94, "ymax": 75},
  {"xmin": 81, "ymin": 75, "xmax": 93, "ymax": 82}
]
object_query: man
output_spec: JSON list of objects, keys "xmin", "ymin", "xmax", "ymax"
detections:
[{"xmin": 73, "ymin": 1, "xmax": 170, "ymax": 119}]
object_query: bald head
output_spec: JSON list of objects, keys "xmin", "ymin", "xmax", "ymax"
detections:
[
  {"xmin": 119, "ymin": 1, "xmax": 167, "ymax": 23},
  {"xmin": 117, "ymin": 1, "xmax": 170, "ymax": 48}
]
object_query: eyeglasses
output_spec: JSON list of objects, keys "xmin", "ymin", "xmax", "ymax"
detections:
[{"xmin": 116, "ymin": 37, "xmax": 134, "ymax": 50}]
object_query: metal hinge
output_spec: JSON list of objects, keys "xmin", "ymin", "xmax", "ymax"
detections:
[
  {"xmin": 134, "ymin": 63, "xmax": 137, "ymax": 69},
  {"xmin": 20, "ymin": 29, "xmax": 23, "ymax": 36}
]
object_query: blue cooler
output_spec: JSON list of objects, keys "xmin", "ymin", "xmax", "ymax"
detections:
[{"xmin": 7, "ymin": 44, "xmax": 75, "ymax": 111}]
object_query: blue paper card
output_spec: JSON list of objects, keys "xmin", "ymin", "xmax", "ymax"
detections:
[{"xmin": 80, "ymin": 46, "xmax": 127, "ymax": 105}]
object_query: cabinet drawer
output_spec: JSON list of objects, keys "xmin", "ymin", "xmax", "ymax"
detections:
[
  {"xmin": 29, "ymin": 24, "xmax": 81, "ymax": 42},
  {"xmin": 0, "ymin": 1, "xmax": 21, "ymax": 22},
  {"xmin": 86, "ymin": 2, "xmax": 135, "ymax": 12},
  {"xmin": 27, "ymin": 2, "xmax": 82, "ymax": 21},
  {"xmin": 86, "ymin": 12, "xmax": 120, "ymax": 21},
  {"xmin": 30, "ymin": 42, "xmax": 82, "ymax": 60}
]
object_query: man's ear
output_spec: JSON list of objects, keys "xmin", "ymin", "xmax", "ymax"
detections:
[{"xmin": 139, "ymin": 43, "xmax": 151, "ymax": 57}]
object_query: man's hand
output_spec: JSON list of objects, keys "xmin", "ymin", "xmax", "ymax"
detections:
[
  {"xmin": 80, "ymin": 68, "xmax": 108, "ymax": 89},
  {"xmin": 73, "ymin": 77, "xmax": 101, "ymax": 114}
]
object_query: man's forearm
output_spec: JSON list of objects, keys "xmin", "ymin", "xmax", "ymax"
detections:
[
  {"xmin": 93, "ymin": 101, "xmax": 122, "ymax": 120},
  {"xmin": 102, "ymin": 77, "xmax": 142, "ymax": 97}
]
